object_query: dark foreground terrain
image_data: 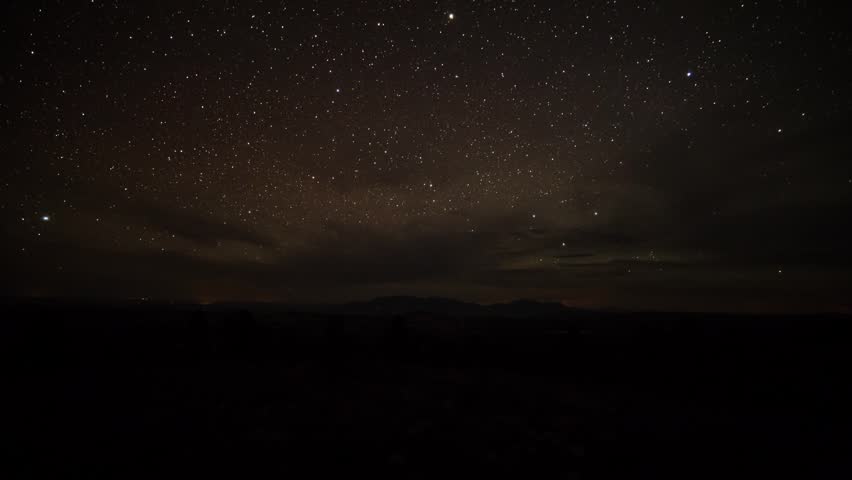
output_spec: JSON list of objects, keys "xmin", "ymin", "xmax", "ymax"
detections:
[{"xmin": 4, "ymin": 299, "xmax": 852, "ymax": 477}]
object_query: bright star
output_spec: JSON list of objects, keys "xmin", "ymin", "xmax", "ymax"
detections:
[
  {"xmin": 686, "ymin": 70, "xmax": 693, "ymax": 77},
  {"xmin": 41, "ymin": 215, "xmax": 50, "ymax": 222},
  {"xmin": 448, "ymin": 13, "xmax": 454, "ymax": 20}
]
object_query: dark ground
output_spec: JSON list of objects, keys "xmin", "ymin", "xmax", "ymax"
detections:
[{"xmin": 4, "ymin": 301, "xmax": 851, "ymax": 477}]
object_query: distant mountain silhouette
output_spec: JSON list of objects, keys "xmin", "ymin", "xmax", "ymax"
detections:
[
  {"xmin": 490, "ymin": 299, "xmax": 572, "ymax": 317},
  {"xmin": 327, "ymin": 296, "xmax": 576, "ymax": 317},
  {"xmin": 333, "ymin": 296, "xmax": 480, "ymax": 316},
  {"xmin": 2, "ymin": 295, "xmax": 581, "ymax": 318}
]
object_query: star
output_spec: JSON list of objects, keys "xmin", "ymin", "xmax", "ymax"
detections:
[{"xmin": 4, "ymin": 0, "xmax": 845, "ymax": 311}]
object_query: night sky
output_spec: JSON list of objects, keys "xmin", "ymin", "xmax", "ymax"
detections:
[{"xmin": 3, "ymin": 1, "xmax": 851, "ymax": 312}]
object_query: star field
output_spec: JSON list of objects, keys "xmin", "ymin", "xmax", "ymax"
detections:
[{"xmin": 2, "ymin": 1, "xmax": 851, "ymax": 311}]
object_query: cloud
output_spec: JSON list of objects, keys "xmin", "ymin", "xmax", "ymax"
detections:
[
  {"xmin": 121, "ymin": 200, "xmax": 278, "ymax": 248},
  {"xmin": 71, "ymin": 185, "xmax": 277, "ymax": 249}
]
